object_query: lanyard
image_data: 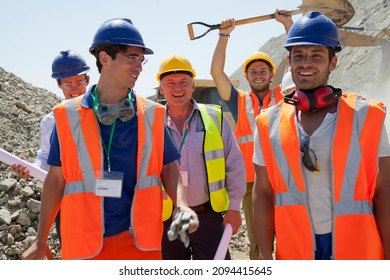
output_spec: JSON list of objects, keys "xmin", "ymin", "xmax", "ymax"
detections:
[
  {"xmin": 91, "ymin": 87, "xmax": 116, "ymax": 173},
  {"xmin": 167, "ymin": 111, "xmax": 195, "ymax": 163}
]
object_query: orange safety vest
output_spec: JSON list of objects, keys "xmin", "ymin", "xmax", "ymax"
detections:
[
  {"xmin": 235, "ymin": 86, "xmax": 283, "ymax": 182},
  {"xmin": 53, "ymin": 94, "xmax": 166, "ymax": 259},
  {"xmin": 256, "ymin": 93, "xmax": 385, "ymax": 259}
]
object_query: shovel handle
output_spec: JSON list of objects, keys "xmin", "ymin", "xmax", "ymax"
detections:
[
  {"xmin": 235, "ymin": 9, "xmax": 300, "ymax": 26},
  {"xmin": 187, "ymin": 22, "xmax": 220, "ymax": 40},
  {"xmin": 187, "ymin": 9, "xmax": 300, "ymax": 40}
]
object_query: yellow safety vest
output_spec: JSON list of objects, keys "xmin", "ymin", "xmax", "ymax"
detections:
[{"xmin": 162, "ymin": 104, "xmax": 229, "ymax": 220}]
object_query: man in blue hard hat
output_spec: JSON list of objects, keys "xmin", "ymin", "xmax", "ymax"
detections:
[
  {"xmin": 12, "ymin": 50, "xmax": 90, "ymax": 252},
  {"xmin": 252, "ymin": 11, "xmax": 390, "ymax": 260},
  {"xmin": 22, "ymin": 18, "xmax": 198, "ymax": 260},
  {"xmin": 13, "ymin": 50, "xmax": 90, "ymax": 176},
  {"xmin": 51, "ymin": 50, "xmax": 90, "ymax": 100}
]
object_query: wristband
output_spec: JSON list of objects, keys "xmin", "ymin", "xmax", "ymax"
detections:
[{"xmin": 218, "ymin": 32, "xmax": 230, "ymax": 37}]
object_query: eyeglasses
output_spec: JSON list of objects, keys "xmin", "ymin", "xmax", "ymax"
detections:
[
  {"xmin": 96, "ymin": 98, "xmax": 135, "ymax": 125},
  {"xmin": 60, "ymin": 79, "xmax": 87, "ymax": 90},
  {"xmin": 300, "ymin": 135, "xmax": 320, "ymax": 172},
  {"xmin": 121, "ymin": 54, "xmax": 147, "ymax": 65}
]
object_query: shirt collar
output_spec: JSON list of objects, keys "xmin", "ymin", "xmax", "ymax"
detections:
[
  {"xmin": 165, "ymin": 98, "xmax": 198, "ymax": 127},
  {"xmin": 81, "ymin": 85, "xmax": 137, "ymax": 110}
]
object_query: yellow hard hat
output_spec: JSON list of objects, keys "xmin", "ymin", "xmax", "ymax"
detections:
[
  {"xmin": 157, "ymin": 54, "xmax": 196, "ymax": 81},
  {"xmin": 242, "ymin": 51, "xmax": 275, "ymax": 74}
]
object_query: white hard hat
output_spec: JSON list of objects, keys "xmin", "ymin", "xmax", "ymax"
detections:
[{"xmin": 281, "ymin": 70, "xmax": 295, "ymax": 95}]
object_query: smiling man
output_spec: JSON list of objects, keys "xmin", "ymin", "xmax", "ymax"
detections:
[
  {"xmin": 159, "ymin": 54, "xmax": 245, "ymax": 260},
  {"xmin": 252, "ymin": 12, "xmax": 390, "ymax": 260},
  {"xmin": 12, "ymin": 50, "xmax": 90, "ymax": 250},
  {"xmin": 210, "ymin": 10, "xmax": 293, "ymax": 260},
  {"xmin": 13, "ymin": 50, "xmax": 90, "ymax": 176},
  {"xmin": 22, "ymin": 19, "xmax": 198, "ymax": 260}
]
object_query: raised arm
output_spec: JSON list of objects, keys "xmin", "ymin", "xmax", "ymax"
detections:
[
  {"xmin": 274, "ymin": 9, "xmax": 294, "ymax": 33},
  {"xmin": 210, "ymin": 18, "xmax": 236, "ymax": 101}
]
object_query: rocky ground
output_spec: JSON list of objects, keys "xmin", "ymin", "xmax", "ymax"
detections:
[
  {"xmin": 0, "ymin": 67, "xmax": 62, "ymax": 259},
  {"xmin": 230, "ymin": 223, "xmax": 250, "ymax": 260}
]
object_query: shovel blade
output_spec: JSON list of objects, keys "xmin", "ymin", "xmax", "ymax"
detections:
[{"xmin": 299, "ymin": 0, "xmax": 355, "ymax": 27}]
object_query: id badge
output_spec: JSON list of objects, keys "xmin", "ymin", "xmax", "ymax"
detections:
[
  {"xmin": 94, "ymin": 170, "xmax": 124, "ymax": 198},
  {"xmin": 180, "ymin": 170, "xmax": 188, "ymax": 187}
]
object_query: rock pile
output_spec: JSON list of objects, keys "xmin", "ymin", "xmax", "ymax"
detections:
[{"xmin": 0, "ymin": 67, "xmax": 61, "ymax": 259}]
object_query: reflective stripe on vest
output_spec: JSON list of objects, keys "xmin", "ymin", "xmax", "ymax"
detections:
[
  {"xmin": 256, "ymin": 93, "xmax": 385, "ymax": 259},
  {"xmin": 235, "ymin": 87, "xmax": 283, "ymax": 182},
  {"xmin": 234, "ymin": 91, "xmax": 258, "ymax": 182},
  {"xmin": 54, "ymin": 94, "xmax": 165, "ymax": 259},
  {"xmin": 162, "ymin": 104, "xmax": 229, "ymax": 218},
  {"xmin": 55, "ymin": 96, "xmax": 103, "ymax": 260},
  {"xmin": 131, "ymin": 96, "xmax": 165, "ymax": 251},
  {"xmin": 198, "ymin": 104, "xmax": 229, "ymax": 212}
]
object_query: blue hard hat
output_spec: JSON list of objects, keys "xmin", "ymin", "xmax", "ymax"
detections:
[
  {"xmin": 284, "ymin": 11, "xmax": 342, "ymax": 52},
  {"xmin": 89, "ymin": 18, "xmax": 153, "ymax": 54},
  {"xmin": 51, "ymin": 50, "xmax": 90, "ymax": 79}
]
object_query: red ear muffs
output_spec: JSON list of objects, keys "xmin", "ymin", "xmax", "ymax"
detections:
[{"xmin": 284, "ymin": 86, "xmax": 341, "ymax": 112}]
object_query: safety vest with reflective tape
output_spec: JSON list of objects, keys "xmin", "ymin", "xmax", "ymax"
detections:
[
  {"xmin": 235, "ymin": 86, "xmax": 283, "ymax": 182},
  {"xmin": 53, "ymin": 94, "xmax": 165, "ymax": 259},
  {"xmin": 256, "ymin": 93, "xmax": 385, "ymax": 259},
  {"xmin": 162, "ymin": 103, "xmax": 229, "ymax": 220}
]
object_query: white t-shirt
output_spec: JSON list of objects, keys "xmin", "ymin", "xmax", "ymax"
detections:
[{"xmin": 253, "ymin": 111, "xmax": 390, "ymax": 234}]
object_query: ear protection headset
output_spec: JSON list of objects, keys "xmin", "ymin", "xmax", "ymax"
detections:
[{"xmin": 284, "ymin": 86, "xmax": 342, "ymax": 112}]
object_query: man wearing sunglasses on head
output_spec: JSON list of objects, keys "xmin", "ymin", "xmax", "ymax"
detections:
[
  {"xmin": 22, "ymin": 18, "xmax": 198, "ymax": 260},
  {"xmin": 252, "ymin": 12, "xmax": 390, "ymax": 260}
]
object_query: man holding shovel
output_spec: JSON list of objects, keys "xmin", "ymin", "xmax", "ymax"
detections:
[{"xmin": 210, "ymin": 10, "xmax": 292, "ymax": 260}]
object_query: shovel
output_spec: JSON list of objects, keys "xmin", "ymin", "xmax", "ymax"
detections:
[{"xmin": 187, "ymin": 0, "xmax": 355, "ymax": 40}]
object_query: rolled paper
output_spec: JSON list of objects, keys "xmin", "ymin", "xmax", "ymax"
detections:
[
  {"xmin": 0, "ymin": 148, "xmax": 47, "ymax": 182},
  {"xmin": 213, "ymin": 223, "xmax": 233, "ymax": 260}
]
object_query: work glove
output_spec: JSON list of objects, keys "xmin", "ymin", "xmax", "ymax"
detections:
[{"xmin": 167, "ymin": 209, "xmax": 198, "ymax": 248}]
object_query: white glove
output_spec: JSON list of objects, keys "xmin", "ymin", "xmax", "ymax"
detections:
[{"xmin": 167, "ymin": 210, "xmax": 198, "ymax": 248}]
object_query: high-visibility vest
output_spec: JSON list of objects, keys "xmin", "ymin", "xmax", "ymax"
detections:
[
  {"xmin": 162, "ymin": 104, "xmax": 229, "ymax": 220},
  {"xmin": 256, "ymin": 93, "xmax": 385, "ymax": 259},
  {"xmin": 235, "ymin": 86, "xmax": 283, "ymax": 182},
  {"xmin": 53, "ymin": 94, "xmax": 166, "ymax": 259}
]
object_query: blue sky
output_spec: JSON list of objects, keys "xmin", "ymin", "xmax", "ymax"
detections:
[{"xmin": 0, "ymin": 0, "xmax": 300, "ymax": 98}]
